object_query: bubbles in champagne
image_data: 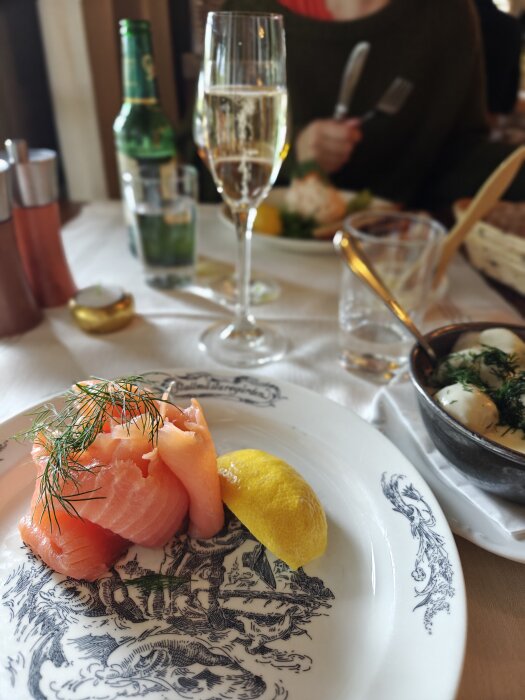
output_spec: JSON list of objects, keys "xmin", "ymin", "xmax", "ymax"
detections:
[{"xmin": 204, "ymin": 86, "xmax": 288, "ymax": 209}]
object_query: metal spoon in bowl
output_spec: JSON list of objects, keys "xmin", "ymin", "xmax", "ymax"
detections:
[{"xmin": 333, "ymin": 229, "xmax": 437, "ymax": 363}]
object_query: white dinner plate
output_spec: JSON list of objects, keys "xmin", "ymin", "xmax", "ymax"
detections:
[
  {"xmin": 0, "ymin": 371, "xmax": 466, "ymax": 700},
  {"xmin": 219, "ymin": 187, "xmax": 397, "ymax": 255}
]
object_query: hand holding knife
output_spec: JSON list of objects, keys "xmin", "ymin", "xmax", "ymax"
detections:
[
  {"xmin": 333, "ymin": 42, "xmax": 371, "ymax": 121},
  {"xmin": 295, "ymin": 41, "xmax": 370, "ymax": 173}
]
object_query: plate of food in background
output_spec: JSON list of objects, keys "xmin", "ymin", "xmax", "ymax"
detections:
[{"xmin": 219, "ymin": 169, "xmax": 399, "ymax": 254}]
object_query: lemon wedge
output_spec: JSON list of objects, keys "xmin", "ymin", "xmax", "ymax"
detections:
[
  {"xmin": 253, "ymin": 203, "xmax": 282, "ymax": 236},
  {"xmin": 217, "ymin": 449, "xmax": 327, "ymax": 570}
]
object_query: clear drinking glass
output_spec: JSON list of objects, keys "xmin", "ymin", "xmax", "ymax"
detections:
[
  {"xmin": 338, "ymin": 211, "xmax": 445, "ymax": 380},
  {"xmin": 123, "ymin": 165, "xmax": 198, "ymax": 289},
  {"xmin": 193, "ymin": 66, "xmax": 281, "ymax": 306},
  {"xmin": 199, "ymin": 12, "xmax": 288, "ymax": 367}
]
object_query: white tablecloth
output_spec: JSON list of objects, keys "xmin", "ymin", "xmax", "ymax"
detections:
[{"xmin": 1, "ymin": 201, "xmax": 524, "ymax": 541}]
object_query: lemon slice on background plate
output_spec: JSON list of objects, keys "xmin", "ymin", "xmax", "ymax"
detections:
[{"xmin": 253, "ymin": 203, "xmax": 283, "ymax": 236}]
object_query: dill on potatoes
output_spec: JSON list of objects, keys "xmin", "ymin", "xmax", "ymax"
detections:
[
  {"xmin": 432, "ymin": 346, "xmax": 518, "ymax": 391},
  {"xmin": 433, "ymin": 357, "xmax": 484, "ymax": 391},
  {"xmin": 479, "ymin": 347, "xmax": 519, "ymax": 381},
  {"xmin": 432, "ymin": 344, "xmax": 525, "ymax": 433},
  {"xmin": 494, "ymin": 373, "xmax": 525, "ymax": 431},
  {"xmin": 15, "ymin": 376, "xmax": 175, "ymax": 530}
]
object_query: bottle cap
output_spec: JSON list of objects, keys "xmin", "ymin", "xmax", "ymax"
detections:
[
  {"xmin": 0, "ymin": 160, "xmax": 11, "ymax": 223},
  {"xmin": 4, "ymin": 139, "xmax": 59, "ymax": 208},
  {"xmin": 69, "ymin": 285, "xmax": 135, "ymax": 333}
]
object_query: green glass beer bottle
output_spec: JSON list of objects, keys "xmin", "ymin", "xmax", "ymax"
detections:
[{"xmin": 113, "ymin": 19, "xmax": 177, "ymax": 249}]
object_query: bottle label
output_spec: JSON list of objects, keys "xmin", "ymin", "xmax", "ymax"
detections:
[
  {"xmin": 114, "ymin": 25, "xmax": 177, "ymax": 179},
  {"xmin": 122, "ymin": 33, "xmax": 158, "ymax": 102}
]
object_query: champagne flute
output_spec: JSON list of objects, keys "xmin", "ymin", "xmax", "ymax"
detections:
[
  {"xmin": 192, "ymin": 66, "xmax": 281, "ymax": 306},
  {"xmin": 199, "ymin": 12, "xmax": 288, "ymax": 367},
  {"xmin": 192, "ymin": 69, "xmax": 209, "ymax": 170}
]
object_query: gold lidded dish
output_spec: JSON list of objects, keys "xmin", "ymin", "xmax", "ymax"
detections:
[{"xmin": 69, "ymin": 285, "xmax": 134, "ymax": 333}]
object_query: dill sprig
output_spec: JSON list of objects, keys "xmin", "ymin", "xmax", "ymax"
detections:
[
  {"xmin": 15, "ymin": 376, "xmax": 175, "ymax": 530},
  {"xmin": 478, "ymin": 347, "xmax": 519, "ymax": 382},
  {"xmin": 432, "ymin": 346, "xmax": 518, "ymax": 391},
  {"xmin": 433, "ymin": 342, "xmax": 525, "ymax": 433},
  {"xmin": 494, "ymin": 372, "xmax": 525, "ymax": 430},
  {"xmin": 432, "ymin": 350, "xmax": 485, "ymax": 390}
]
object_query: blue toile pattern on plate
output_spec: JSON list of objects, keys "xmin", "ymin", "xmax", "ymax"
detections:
[
  {"xmin": 2, "ymin": 513, "xmax": 334, "ymax": 700},
  {"xmin": 382, "ymin": 473, "xmax": 455, "ymax": 633},
  {"xmin": 1, "ymin": 372, "xmax": 333, "ymax": 699}
]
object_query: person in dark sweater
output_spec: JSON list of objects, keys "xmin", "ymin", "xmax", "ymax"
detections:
[
  {"xmin": 474, "ymin": 0, "xmax": 521, "ymax": 115},
  {"xmin": 219, "ymin": 0, "xmax": 525, "ymax": 210}
]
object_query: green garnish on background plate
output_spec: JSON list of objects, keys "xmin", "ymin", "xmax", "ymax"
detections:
[{"xmin": 280, "ymin": 189, "xmax": 374, "ymax": 240}]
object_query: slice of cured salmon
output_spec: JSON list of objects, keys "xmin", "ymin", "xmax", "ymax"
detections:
[
  {"xmin": 157, "ymin": 399, "xmax": 224, "ymax": 538},
  {"xmin": 20, "ymin": 383, "xmax": 223, "ymax": 581},
  {"xmin": 19, "ymin": 498, "xmax": 129, "ymax": 582},
  {"xmin": 32, "ymin": 423, "xmax": 189, "ymax": 548}
]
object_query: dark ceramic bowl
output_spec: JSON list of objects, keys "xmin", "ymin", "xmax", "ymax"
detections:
[{"xmin": 409, "ymin": 322, "xmax": 525, "ymax": 504}]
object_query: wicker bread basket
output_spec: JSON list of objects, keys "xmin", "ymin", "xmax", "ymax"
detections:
[{"xmin": 453, "ymin": 199, "xmax": 525, "ymax": 295}]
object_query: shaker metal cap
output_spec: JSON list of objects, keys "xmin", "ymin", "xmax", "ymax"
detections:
[
  {"xmin": 4, "ymin": 139, "xmax": 59, "ymax": 208},
  {"xmin": 0, "ymin": 160, "xmax": 11, "ymax": 222}
]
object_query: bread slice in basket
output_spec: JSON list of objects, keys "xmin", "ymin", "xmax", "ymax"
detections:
[{"xmin": 453, "ymin": 199, "xmax": 525, "ymax": 294}]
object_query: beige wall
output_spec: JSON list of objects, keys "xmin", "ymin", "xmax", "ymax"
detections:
[{"xmin": 38, "ymin": 0, "xmax": 108, "ymax": 201}]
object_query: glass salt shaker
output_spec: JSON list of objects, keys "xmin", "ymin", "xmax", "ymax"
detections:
[
  {"xmin": 6, "ymin": 139, "xmax": 76, "ymax": 307},
  {"xmin": 0, "ymin": 159, "xmax": 42, "ymax": 338}
]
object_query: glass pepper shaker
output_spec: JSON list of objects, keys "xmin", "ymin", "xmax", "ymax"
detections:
[
  {"xmin": 6, "ymin": 139, "xmax": 77, "ymax": 307},
  {"xmin": 0, "ymin": 159, "xmax": 43, "ymax": 338}
]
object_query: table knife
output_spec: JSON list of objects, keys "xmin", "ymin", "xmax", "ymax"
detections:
[{"xmin": 333, "ymin": 42, "xmax": 371, "ymax": 120}]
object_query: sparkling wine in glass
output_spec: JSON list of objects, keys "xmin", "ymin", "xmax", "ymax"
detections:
[
  {"xmin": 192, "ymin": 66, "xmax": 281, "ymax": 306},
  {"xmin": 199, "ymin": 12, "xmax": 288, "ymax": 367}
]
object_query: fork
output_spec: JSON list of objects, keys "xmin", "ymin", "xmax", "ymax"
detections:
[{"xmin": 360, "ymin": 77, "xmax": 413, "ymax": 123}]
